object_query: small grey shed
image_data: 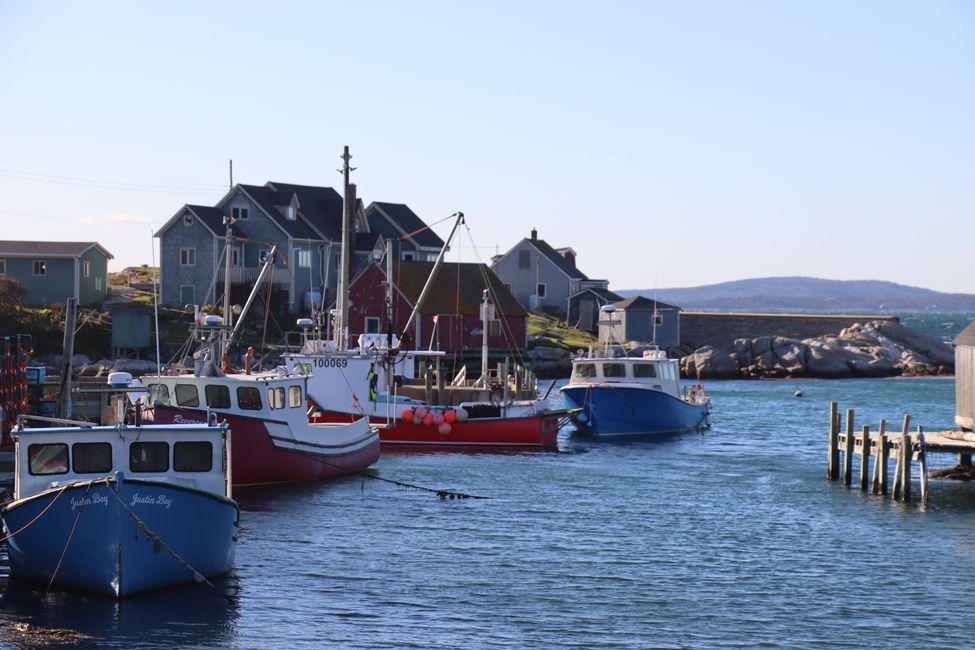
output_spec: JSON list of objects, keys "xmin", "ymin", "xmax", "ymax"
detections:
[{"xmin": 954, "ymin": 321, "xmax": 975, "ymax": 430}]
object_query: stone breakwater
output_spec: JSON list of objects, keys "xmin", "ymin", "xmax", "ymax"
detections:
[{"xmin": 681, "ymin": 320, "xmax": 954, "ymax": 379}]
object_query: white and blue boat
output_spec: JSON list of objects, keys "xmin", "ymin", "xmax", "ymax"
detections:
[
  {"xmin": 561, "ymin": 347, "xmax": 712, "ymax": 438},
  {"xmin": 1, "ymin": 374, "xmax": 239, "ymax": 598}
]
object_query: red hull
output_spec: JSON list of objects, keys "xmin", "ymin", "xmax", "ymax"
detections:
[
  {"xmin": 308, "ymin": 410, "xmax": 559, "ymax": 450},
  {"xmin": 147, "ymin": 406, "xmax": 380, "ymax": 486}
]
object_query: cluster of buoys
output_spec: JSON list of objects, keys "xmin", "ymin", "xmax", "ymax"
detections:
[{"xmin": 400, "ymin": 405, "xmax": 469, "ymax": 435}]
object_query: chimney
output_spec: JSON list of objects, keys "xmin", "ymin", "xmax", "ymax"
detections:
[{"xmin": 530, "ymin": 227, "xmax": 537, "ymax": 241}]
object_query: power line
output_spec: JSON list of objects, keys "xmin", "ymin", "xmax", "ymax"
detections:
[
  {"xmin": 0, "ymin": 159, "xmax": 222, "ymax": 190},
  {"xmin": 0, "ymin": 169, "xmax": 222, "ymax": 195}
]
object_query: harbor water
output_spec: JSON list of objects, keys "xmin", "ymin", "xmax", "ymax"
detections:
[{"xmin": 2, "ymin": 377, "xmax": 973, "ymax": 648}]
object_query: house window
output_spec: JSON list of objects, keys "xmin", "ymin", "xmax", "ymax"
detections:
[
  {"xmin": 180, "ymin": 247, "xmax": 196, "ymax": 266},
  {"xmin": 184, "ymin": 214, "xmax": 194, "ymax": 226},
  {"xmin": 33, "ymin": 260, "xmax": 46, "ymax": 276},
  {"xmin": 296, "ymin": 249, "xmax": 311, "ymax": 268},
  {"xmin": 365, "ymin": 317, "xmax": 380, "ymax": 334},
  {"xmin": 83, "ymin": 261, "xmax": 91, "ymax": 277},
  {"xmin": 654, "ymin": 313, "xmax": 663, "ymax": 325},
  {"xmin": 0, "ymin": 260, "xmax": 6, "ymax": 275},
  {"xmin": 287, "ymin": 205, "xmax": 297, "ymax": 221},
  {"xmin": 536, "ymin": 283, "xmax": 546, "ymax": 298},
  {"xmin": 95, "ymin": 277, "xmax": 103, "ymax": 291},
  {"xmin": 232, "ymin": 206, "xmax": 249, "ymax": 220},
  {"xmin": 232, "ymin": 246, "xmax": 242, "ymax": 266},
  {"xmin": 518, "ymin": 250, "xmax": 530, "ymax": 269},
  {"xmin": 402, "ymin": 251, "xmax": 415, "ymax": 261}
]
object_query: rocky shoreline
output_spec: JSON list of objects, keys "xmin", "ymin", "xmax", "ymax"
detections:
[{"xmin": 681, "ymin": 320, "xmax": 954, "ymax": 380}]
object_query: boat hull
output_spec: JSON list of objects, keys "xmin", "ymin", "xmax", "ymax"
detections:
[
  {"xmin": 308, "ymin": 410, "xmax": 560, "ymax": 450},
  {"xmin": 146, "ymin": 406, "xmax": 380, "ymax": 486},
  {"xmin": 1, "ymin": 477, "xmax": 238, "ymax": 598},
  {"xmin": 561, "ymin": 385, "xmax": 711, "ymax": 438}
]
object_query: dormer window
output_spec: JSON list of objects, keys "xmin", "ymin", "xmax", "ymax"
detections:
[
  {"xmin": 232, "ymin": 206, "xmax": 249, "ymax": 220},
  {"xmin": 287, "ymin": 205, "xmax": 296, "ymax": 221},
  {"xmin": 184, "ymin": 214, "xmax": 194, "ymax": 226}
]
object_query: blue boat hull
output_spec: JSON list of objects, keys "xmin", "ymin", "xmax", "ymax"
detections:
[
  {"xmin": 561, "ymin": 385, "xmax": 711, "ymax": 438},
  {"xmin": 2, "ymin": 477, "xmax": 238, "ymax": 598}
]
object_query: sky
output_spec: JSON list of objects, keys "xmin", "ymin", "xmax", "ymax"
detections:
[{"xmin": 0, "ymin": 1, "xmax": 972, "ymax": 293}]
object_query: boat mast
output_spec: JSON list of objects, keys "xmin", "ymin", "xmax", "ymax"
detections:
[
  {"xmin": 396, "ymin": 212, "xmax": 464, "ymax": 349},
  {"xmin": 335, "ymin": 146, "xmax": 355, "ymax": 351},
  {"xmin": 478, "ymin": 289, "xmax": 493, "ymax": 387},
  {"xmin": 222, "ymin": 216, "xmax": 235, "ymax": 332}
]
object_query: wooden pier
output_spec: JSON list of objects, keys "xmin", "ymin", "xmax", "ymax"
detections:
[{"xmin": 827, "ymin": 401, "xmax": 975, "ymax": 505}]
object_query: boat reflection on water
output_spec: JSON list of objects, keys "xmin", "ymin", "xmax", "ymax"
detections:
[{"xmin": 0, "ymin": 566, "xmax": 240, "ymax": 648}]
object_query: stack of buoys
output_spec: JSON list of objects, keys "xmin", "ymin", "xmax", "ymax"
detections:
[{"xmin": 400, "ymin": 405, "xmax": 471, "ymax": 435}]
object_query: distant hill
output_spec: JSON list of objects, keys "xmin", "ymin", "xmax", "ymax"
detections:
[{"xmin": 617, "ymin": 277, "xmax": 975, "ymax": 313}]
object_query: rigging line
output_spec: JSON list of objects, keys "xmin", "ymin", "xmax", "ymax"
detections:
[
  {"xmin": 465, "ymin": 226, "xmax": 526, "ymax": 366},
  {"xmin": 0, "ymin": 159, "xmax": 224, "ymax": 189},
  {"xmin": 395, "ymin": 213, "xmax": 459, "ymax": 242},
  {"xmin": 48, "ymin": 480, "xmax": 95, "ymax": 591}
]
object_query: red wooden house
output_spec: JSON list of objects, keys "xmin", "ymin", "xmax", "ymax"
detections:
[{"xmin": 347, "ymin": 261, "xmax": 527, "ymax": 354}]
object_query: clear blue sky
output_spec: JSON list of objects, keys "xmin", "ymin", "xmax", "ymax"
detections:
[{"xmin": 1, "ymin": 1, "xmax": 972, "ymax": 292}]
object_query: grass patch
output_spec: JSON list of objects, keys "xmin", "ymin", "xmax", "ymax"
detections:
[{"xmin": 527, "ymin": 312, "xmax": 598, "ymax": 353}]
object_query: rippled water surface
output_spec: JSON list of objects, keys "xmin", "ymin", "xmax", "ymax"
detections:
[{"xmin": 2, "ymin": 377, "xmax": 973, "ymax": 649}]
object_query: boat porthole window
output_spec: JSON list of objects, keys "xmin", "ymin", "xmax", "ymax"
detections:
[
  {"xmin": 603, "ymin": 363, "xmax": 625, "ymax": 378},
  {"xmin": 633, "ymin": 363, "xmax": 657, "ymax": 378},
  {"xmin": 27, "ymin": 443, "xmax": 69, "ymax": 475},
  {"xmin": 289, "ymin": 385, "xmax": 302, "ymax": 408},
  {"xmin": 72, "ymin": 442, "xmax": 113, "ymax": 474},
  {"xmin": 130, "ymin": 442, "xmax": 169, "ymax": 473},
  {"xmin": 237, "ymin": 386, "xmax": 263, "ymax": 410},
  {"xmin": 205, "ymin": 384, "xmax": 231, "ymax": 409},
  {"xmin": 174, "ymin": 441, "xmax": 213, "ymax": 472},
  {"xmin": 575, "ymin": 363, "xmax": 596, "ymax": 379},
  {"xmin": 175, "ymin": 384, "xmax": 200, "ymax": 408}
]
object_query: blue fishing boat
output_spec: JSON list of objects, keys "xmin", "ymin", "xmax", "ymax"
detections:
[
  {"xmin": 1, "ymin": 374, "xmax": 239, "ymax": 598},
  {"xmin": 561, "ymin": 348, "xmax": 712, "ymax": 438}
]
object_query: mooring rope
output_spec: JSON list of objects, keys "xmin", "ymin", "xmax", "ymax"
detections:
[
  {"xmin": 47, "ymin": 480, "xmax": 96, "ymax": 590},
  {"xmin": 104, "ymin": 479, "xmax": 224, "ymax": 594},
  {"xmin": 0, "ymin": 483, "xmax": 72, "ymax": 544}
]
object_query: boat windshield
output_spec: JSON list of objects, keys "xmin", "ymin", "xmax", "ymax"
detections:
[
  {"xmin": 575, "ymin": 363, "xmax": 596, "ymax": 379},
  {"xmin": 603, "ymin": 363, "xmax": 625, "ymax": 378},
  {"xmin": 633, "ymin": 363, "xmax": 657, "ymax": 378}
]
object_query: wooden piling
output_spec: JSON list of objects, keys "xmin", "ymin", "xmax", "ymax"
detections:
[
  {"xmin": 878, "ymin": 424, "xmax": 889, "ymax": 496},
  {"xmin": 871, "ymin": 420, "xmax": 886, "ymax": 494},
  {"xmin": 844, "ymin": 409, "xmax": 855, "ymax": 486},
  {"xmin": 859, "ymin": 425, "xmax": 871, "ymax": 490},
  {"xmin": 828, "ymin": 402, "xmax": 839, "ymax": 480},
  {"xmin": 917, "ymin": 426, "xmax": 928, "ymax": 506},
  {"xmin": 901, "ymin": 427, "xmax": 912, "ymax": 502}
]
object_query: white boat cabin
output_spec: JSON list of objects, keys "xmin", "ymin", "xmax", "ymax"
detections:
[
  {"xmin": 570, "ymin": 350, "xmax": 682, "ymax": 395},
  {"xmin": 13, "ymin": 422, "xmax": 231, "ymax": 501},
  {"xmin": 144, "ymin": 373, "xmax": 310, "ymax": 422}
]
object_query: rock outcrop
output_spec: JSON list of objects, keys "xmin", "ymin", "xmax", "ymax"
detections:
[{"xmin": 681, "ymin": 320, "xmax": 953, "ymax": 379}]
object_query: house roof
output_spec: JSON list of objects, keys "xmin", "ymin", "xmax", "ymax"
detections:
[
  {"xmin": 526, "ymin": 238, "xmax": 588, "ymax": 280},
  {"xmin": 264, "ymin": 181, "xmax": 346, "ymax": 240},
  {"xmin": 613, "ymin": 296, "xmax": 681, "ymax": 311},
  {"xmin": 354, "ymin": 231, "xmax": 382, "ymax": 253},
  {"xmin": 570, "ymin": 287, "xmax": 623, "ymax": 302},
  {"xmin": 366, "ymin": 202, "xmax": 445, "ymax": 249},
  {"xmin": 237, "ymin": 184, "xmax": 327, "ymax": 240},
  {"xmin": 388, "ymin": 261, "xmax": 525, "ymax": 317},
  {"xmin": 0, "ymin": 241, "xmax": 113, "ymax": 259},
  {"xmin": 185, "ymin": 205, "xmax": 225, "ymax": 234},
  {"xmin": 954, "ymin": 321, "xmax": 975, "ymax": 347}
]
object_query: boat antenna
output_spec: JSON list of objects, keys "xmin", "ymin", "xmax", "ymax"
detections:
[{"xmin": 335, "ymin": 146, "xmax": 356, "ymax": 351}]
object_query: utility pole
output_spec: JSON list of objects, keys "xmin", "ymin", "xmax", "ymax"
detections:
[{"xmin": 335, "ymin": 146, "xmax": 355, "ymax": 350}]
